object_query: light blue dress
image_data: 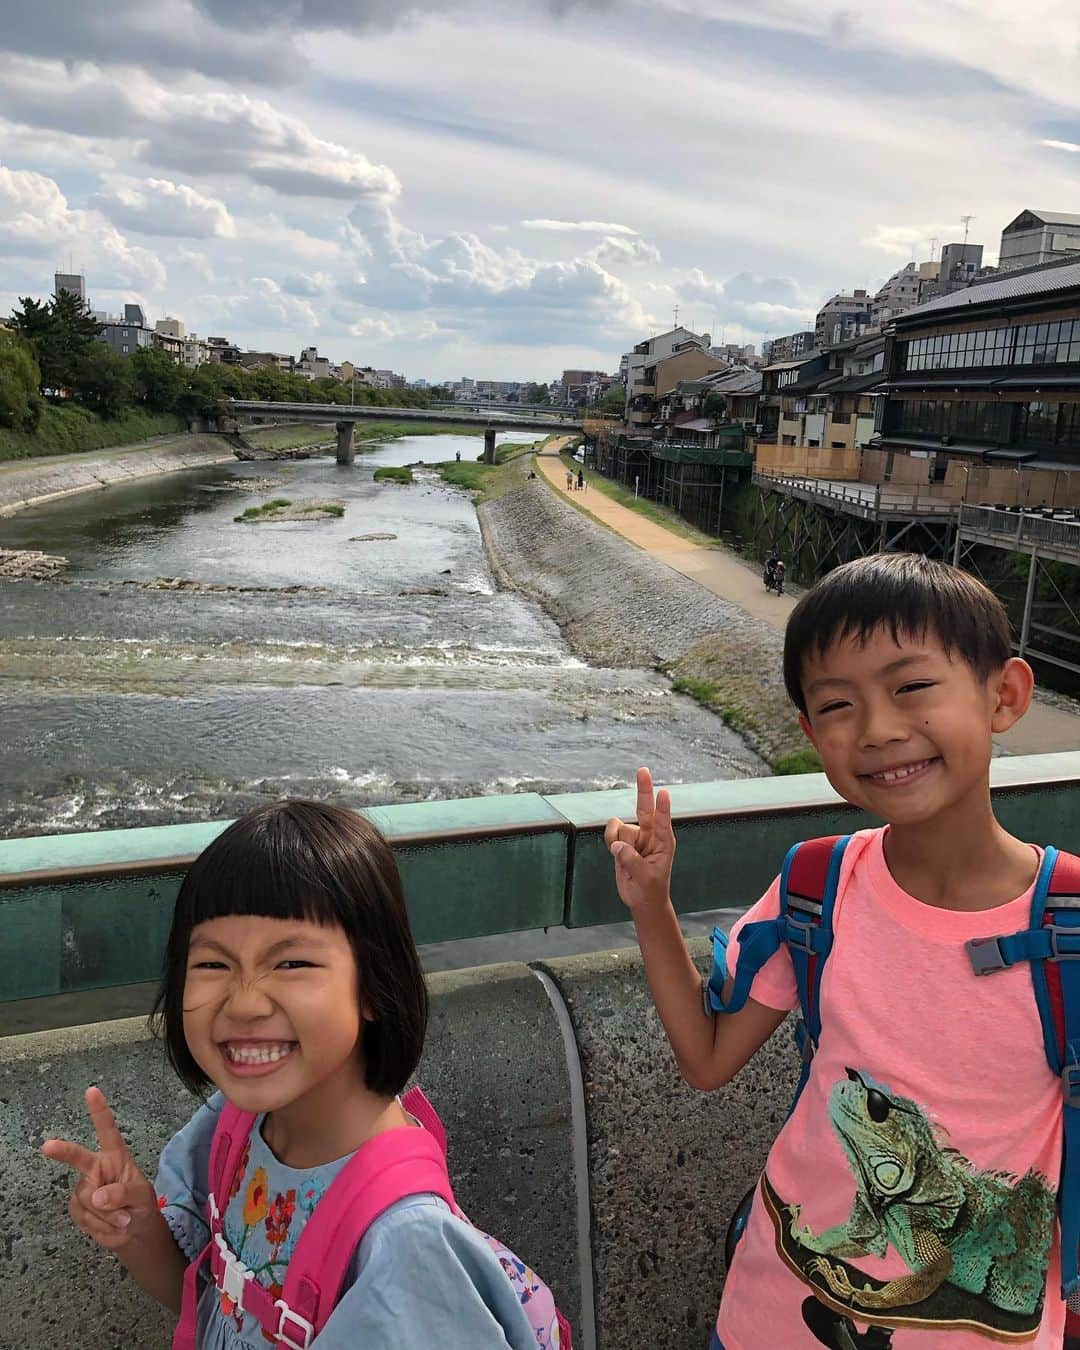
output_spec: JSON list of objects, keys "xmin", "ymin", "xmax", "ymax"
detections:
[{"xmin": 155, "ymin": 1093, "xmax": 540, "ymax": 1348}]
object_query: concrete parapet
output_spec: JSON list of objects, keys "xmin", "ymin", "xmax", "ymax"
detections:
[{"xmin": 538, "ymin": 940, "xmax": 799, "ymax": 1350}]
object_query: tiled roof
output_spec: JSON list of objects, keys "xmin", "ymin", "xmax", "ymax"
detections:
[{"xmin": 897, "ymin": 259, "xmax": 1080, "ymax": 321}]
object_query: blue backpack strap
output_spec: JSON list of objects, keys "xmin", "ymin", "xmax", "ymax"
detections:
[
  {"xmin": 705, "ymin": 836, "xmax": 851, "ymax": 1063},
  {"xmin": 965, "ymin": 846, "xmax": 1080, "ymax": 1299},
  {"xmin": 780, "ymin": 836, "xmax": 850, "ymax": 1108}
]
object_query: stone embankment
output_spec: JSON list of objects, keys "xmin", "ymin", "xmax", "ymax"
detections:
[
  {"xmin": 0, "ymin": 434, "xmax": 236, "ymax": 516},
  {"xmin": 0, "ymin": 548, "xmax": 67, "ymax": 579},
  {"xmin": 480, "ymin": 464, "xmax": 804, "ymax": 767}
]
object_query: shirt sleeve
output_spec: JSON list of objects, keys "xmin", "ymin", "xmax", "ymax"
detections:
[
  {"xmin": 315, "ymin": 1196, "xmax": 540, "ymax": 1350},
  {"xmin": 721, "ymin": 874, "xmax": 798, "ymax": 1013},
  {"xmin": 153, "ymin": 1091, "xmax": 223, "ymax": 1261}
]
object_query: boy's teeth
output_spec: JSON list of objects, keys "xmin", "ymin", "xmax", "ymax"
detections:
[
  {"xmin": 226, "ymin": 1043, "xmax": 294, "ymax": 1064},
  {"xmin": 875, "ymin": 761, "xmax": 926, "ymax": 782}
]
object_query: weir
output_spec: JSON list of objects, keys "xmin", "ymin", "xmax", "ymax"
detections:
[{"xmin": 5, "ymin": 757, "xmax": 1080, "ymax": 1347}]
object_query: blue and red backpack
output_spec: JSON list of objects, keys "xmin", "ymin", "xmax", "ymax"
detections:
[{"xmin": 706, "ymin": 834, "xmax": 1080, "ymax": 1342}]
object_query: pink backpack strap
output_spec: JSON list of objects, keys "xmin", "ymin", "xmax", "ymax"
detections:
[
  {"xmin": 276, "ymin": 1125, "xmax": 456, "ymax": 1343},
  {"xmin": 401, "ymin": 1084, "xmax": 447, "ymax": 1156},
  {"xmin": 171, "ymin": 1101, "xmax": 257, "ymax": 1350}
]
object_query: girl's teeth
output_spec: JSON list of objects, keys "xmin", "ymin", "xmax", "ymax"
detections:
[{"xmin": 226, "ymin": 1043, "xmax": 294, "ymax": 1064}]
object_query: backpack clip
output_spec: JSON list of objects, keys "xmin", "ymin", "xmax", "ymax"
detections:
[
  {"xmin": 1048, "ymin": 924, "xmax": 1080, "ymax": 961},
  {"xmin": 966, "ymin": 935, "xmax": 1007, "ymax": 975},
  {"xmin": 1064, "ymin": 1064, "xmax": 1080, "ymax": 1109},
  {"xmin": 784, "ymin": 913, "xmax": 818, "ymax": 954},
  {"xmin": 274, "ymin": 1300, "xmax": 315, "ymax": 1350}
]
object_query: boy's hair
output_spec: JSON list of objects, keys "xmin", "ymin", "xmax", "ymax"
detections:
[
  {"xmin": 151, "ymin": 799, "xmax": 428, "ymax": 1098},
  {"xmin": 783, "ymin": 553, "xmax": 1014, "ymax": 714}
]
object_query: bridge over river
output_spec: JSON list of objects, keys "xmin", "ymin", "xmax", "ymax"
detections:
[{"xmin": 225, "ymin": 398, "xmax": 583, "ymax": 464}]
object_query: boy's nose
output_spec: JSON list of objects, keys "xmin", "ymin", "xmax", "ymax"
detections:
[{"xmin": 857, "ymin": 701, "xmax": 908, "ymax": 748}]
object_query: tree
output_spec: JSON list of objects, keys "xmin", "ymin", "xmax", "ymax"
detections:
[
  {"xmin": 10, "ymin": 291, "xmax": 102, "ymax": 393},
  {"xmin": 703, "ymin": 391, "xmax": 728, "ymax": 425},
  {"xmin": 599, "ymin": 383, "xmax": 625, "ymax": 416},
  {"xmin": 0, "ymin": 329, "xmax": 43, "ymax": 430},
  {"xmin": 131, "ymin": 347, "xmax": 183, "ymax": 413},
  {"xmin": 74, "ymin": 342, "xmax": 134, "ymax": 418},
  {"xmin": 9, "ymin": 297, "xmax": 61, "ymax": 390},
  {"xmin": 524, "ymin": 382, "xmax": 550, "ymax": 405}
]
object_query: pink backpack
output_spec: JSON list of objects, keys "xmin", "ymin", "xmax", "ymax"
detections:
[{"xmin": 172, "ymin": 1086, "xmax": 572, "ymax": 1349}]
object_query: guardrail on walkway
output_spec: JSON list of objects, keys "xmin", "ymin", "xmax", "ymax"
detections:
[
  {"xmin": 753, "ymin": 470, "xmax": 960, "ymax": 519},
  {"xmin": 5, "ymin": 755, "xmax": 1080, "ymax": 1006},
  {"xmin": 959, "ymin": 503, "xmax": 1080, "ymax": 556}
]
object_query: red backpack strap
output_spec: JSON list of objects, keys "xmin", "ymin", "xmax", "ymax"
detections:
[{"xmin": 273, "ymin": 1126, "xmax": 456, "ymax": 1346}]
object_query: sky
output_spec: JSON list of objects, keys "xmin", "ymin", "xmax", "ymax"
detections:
[{"xmin": 1, "ymin": 2, "xmax": 1079, "ymax": 383}]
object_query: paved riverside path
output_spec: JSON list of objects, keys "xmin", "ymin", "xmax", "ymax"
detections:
[{"xmin": 535, "ymin": 446, "xmax": 1080, "ymax": 757}]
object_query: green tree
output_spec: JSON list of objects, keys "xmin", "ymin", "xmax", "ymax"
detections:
[
  {"xmin": 131, "ymin": 347, "xmax": 183, "ymax": 413},
  {"xmin": 703, "ymin": 391, "xmax": 728, "ymax": 424},
  {"xmin": 74, "ymin": 342, "xmax": 134, "ymax": 418},
  {"xmin": 10, "ymin": 291, "xmax": 102, "ymax": 392},
  {"xmin": 0, "ymin": 328, "xmax": 43, "ymax": 430},
  {"xmin": 9, "ymin": 297, "xmax": 61, "ymax": 390},
  {"xmin": 599, "ymin": 383, "xmax": 625, "ymax": 416},
  {"xmin": 524, "ymin": 382, "xmax": 550, "ymax": 405}
]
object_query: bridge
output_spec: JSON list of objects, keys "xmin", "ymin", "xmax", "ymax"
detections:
[{"xmin": 224, "ymin": 399, "xmax": 583, "ymax": 465}]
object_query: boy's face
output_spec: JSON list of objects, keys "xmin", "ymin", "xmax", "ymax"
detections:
[{"xmin": 798, "ymin": 626, "xmax": 1031, "ymax": 827}]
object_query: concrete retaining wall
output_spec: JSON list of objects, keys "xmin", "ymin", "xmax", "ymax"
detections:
[
  {"xmin": 0, "ymin": 436, "xmax": 235, "ymax": 516},
  {"xmin": 0, "ymin": 943, "xmax": 798, "ymax": 1350}
]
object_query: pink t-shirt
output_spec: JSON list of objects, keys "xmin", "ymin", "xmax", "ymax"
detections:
[{"xmin": 716, "ymin": 827, "xmax": 1064, "ymax": 1350}]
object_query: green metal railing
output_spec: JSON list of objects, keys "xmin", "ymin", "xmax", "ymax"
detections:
[{"xmin": 4, "ymin": 754, "xmax": 1080, "ymax": 1005}]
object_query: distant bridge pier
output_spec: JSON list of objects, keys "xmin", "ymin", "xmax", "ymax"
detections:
[
  {"xmin": 336, "ymin": 421, "xmax": 355, "ymax": 466},
  {"xmin": 483, "ymin": 427, "xmax": 497, "ymax": 465}
]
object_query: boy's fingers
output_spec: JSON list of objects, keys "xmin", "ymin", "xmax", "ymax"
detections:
[
  {"xmin": 653, "ymin": 788, "xmax": 676, "ymax": 845},
  {"xmin": 635, "ymin": 766, "xmax": 654, "ymax": 825},
  {"xmin": 42, "ymin": 1137, "xmax": 97, "ymax": 1177},
  {"xmin": 85, "ymin": 1086, "xmax": 126, "ymax": 1155}
]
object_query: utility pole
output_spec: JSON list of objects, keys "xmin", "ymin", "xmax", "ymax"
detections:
[
  {"xmin": 929, "ymin": 236, "xmax": 938, "ymax": 262},
  {"xmin": 961, "ymin": 215, "xmax": 975, "ymax": 249},
  {"xmin": 673, "ymin": 303, "xmax": 680, "ymax": 328}
]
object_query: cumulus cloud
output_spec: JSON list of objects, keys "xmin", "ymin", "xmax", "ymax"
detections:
[
  {"xmin": 0, "ymin": 57, "xmax": 400, "ymax": 203},
  {"xmin": 586, "ymin": 235, "xmax": 660, "ymax": 267},
  {"xmin": 679, "ymin": 267, "xmax": 816, "ymax": 331},
  {"xmin": 91, "ymin": 178, "xmax": 236, "ymax": 238},
  {"xmin": 1041, "ymin": 138, "xmax": 1080, "ymax": 153},
  {"xmin": 862, "ymin": 222, "xmax": 965, "ymax": 258},
  {"xmin": 0, "ymin": 163, "xmax": 165, "ymax": 290},
  {"xmin": 282, "ymin": 271, "xmax": 333, "ymax": 296},
  {"xmin": 521, "ymin": 218, "xmax": 638, "ymax": 234}
]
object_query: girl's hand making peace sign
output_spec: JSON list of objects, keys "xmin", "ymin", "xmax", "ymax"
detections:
[
  {"xmin": 42, "ymin": 1086, "xmax": 159, "ymax": 1251},
  {"xmin": 604, "ymin": 766, "xmax": 676, "ymax": 913}
]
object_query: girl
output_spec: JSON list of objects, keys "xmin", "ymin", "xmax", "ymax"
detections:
[{"xmin": 43, "ymin": 799, "xmax": 550, "ymax": 1348}]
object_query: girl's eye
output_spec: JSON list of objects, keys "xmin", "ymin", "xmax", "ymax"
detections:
[
  {"xmin": 191, "ymin": 960, "xmax": 228, "ymax": 971},
  {"xmin": 277, "ymin": 960, "xmax": 316, "ymax": 970}
]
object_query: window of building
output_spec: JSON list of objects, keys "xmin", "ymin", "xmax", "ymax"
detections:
[
  {"xmin": 122, "ymin": 329, "xmax": 129, "ymax": 338},
  {"xmin": 121, "ymin": 344, "xmax": 129, "ymax": 354}
]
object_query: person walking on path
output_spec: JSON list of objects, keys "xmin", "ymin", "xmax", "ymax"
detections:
[
  {"xmin": 577, "ymin": 468, "xmax": 585, "ymax": 492},
  {"xmin": 565, "ymin": 468, "xmax": 574, "ymax": 491}
]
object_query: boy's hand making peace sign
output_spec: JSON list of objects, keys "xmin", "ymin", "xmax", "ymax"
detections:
[
  {"xmin": 42, "ymin": 1086, "xmax": 158, "ymax": 1251},
  {"xmin": 605, "ymin": 767, "xmax": 676, "ymax": 912}
]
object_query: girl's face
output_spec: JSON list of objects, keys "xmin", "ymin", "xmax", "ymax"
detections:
[{"xmin": 182, "ymin": 913, "xmax": 365, "ymax": 1116}]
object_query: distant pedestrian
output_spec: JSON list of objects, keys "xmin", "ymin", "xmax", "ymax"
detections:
[
  {"xmin": 566, "ymin": 469, "xmax": 574, "ymax": 490},
  {"xmin": 577, "ymin": 468, "xmax": 585, "ymax": 491}
]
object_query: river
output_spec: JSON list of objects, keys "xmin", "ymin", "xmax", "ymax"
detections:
[{"xmin": 0, "ymin": 432, "xmax": 758, "ymax": 836}]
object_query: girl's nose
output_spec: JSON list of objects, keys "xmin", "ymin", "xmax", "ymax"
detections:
[{"xmin": 222, "ymin": 975, "xmax": 275, "ymax": 1018}]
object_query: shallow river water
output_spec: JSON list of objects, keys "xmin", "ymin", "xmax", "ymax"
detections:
[{"xmin": 0, "ymin": 433, "xmax": 758, "ymax": 835}]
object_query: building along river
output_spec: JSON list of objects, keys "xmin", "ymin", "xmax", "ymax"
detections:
[{"xmin": 0, "ymin": 432, "xmax": 762, "ymax": 836}]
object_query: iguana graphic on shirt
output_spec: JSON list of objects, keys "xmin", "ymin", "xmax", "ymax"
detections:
[{"xmin": 765, "ymin": 1068, "xmax": 1056, "ymax": 1339}]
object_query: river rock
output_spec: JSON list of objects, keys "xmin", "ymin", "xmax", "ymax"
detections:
[
  {"xmin": 349, "ymin": 532, "xmax": 398, "ymax": 542},
  {"xmin": 0, "ymin": 548, "xmax": 68, "ymax": 579},
  {"xmin": 124, "ymin": 578, "xmax": 328, "ymax": 594},
  {"xmin": 235, "ymin": 498, "xmax": 344, "ymax": 523},
  {"xmin": 199, "ymin": 477, "xmax": 283, "ymax": 494}
]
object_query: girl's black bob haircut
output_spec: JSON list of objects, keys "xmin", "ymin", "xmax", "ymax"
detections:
[
  {"xmin": 783, "ymin": 553, "xmax": 1014, "ymax": 715},
  {"xmin": 151, "ymin": 798, "xmax": 428, "ymax": 1099}
]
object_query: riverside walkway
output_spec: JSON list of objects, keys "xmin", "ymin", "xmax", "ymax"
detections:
[{"xmin": 535, "ymin": 446, "xmax": 1080, "ymax": 757}]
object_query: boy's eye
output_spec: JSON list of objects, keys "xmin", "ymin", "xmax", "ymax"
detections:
[
  {"xmin": 816, "ymin": 700, "xmax": 850, "ymax": 715},
  {"xmin": 898, "ymin": 681, "xmax": 935, "ymax": 695}
]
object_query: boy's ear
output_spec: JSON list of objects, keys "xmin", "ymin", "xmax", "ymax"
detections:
[
  {"xmin": 990, "ymin": 657, "xmax": 1034, "ymax": 733},
  {"xmin": 798, "ymin": 712, "xmax": 818, "ymax": 746}
]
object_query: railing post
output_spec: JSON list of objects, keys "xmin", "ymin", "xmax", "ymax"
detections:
[{"xmin": 1019, "ymin": 549, "xmax": 1038, "ymax": 659}]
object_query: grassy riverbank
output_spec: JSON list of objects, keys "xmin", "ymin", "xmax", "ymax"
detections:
[
  {"xmin": 0, "ymin": 406, "xmax": 187, "ymax": 462},
  {"xmin": 438, "ymin": 440, "xmax": 542, "ymax": 500}
]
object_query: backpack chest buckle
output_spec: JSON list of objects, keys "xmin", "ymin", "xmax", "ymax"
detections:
[{"xmin": 214, "ymin": 1233, "xmax": 253, "ymax": 1307}]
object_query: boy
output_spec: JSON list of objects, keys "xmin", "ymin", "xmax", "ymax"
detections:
[{"xmin": 606, "ymin": 553, "xmax": 1066, "ymax": 1349}]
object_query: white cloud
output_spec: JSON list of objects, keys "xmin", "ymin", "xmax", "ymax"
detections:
[
  {"xmin": 862, "ymin": 222, "xmax": 971, "ymax": 259},
  {"xmin": 0, "ymin": 57, "xmax": 401, "ymax": 203},
  {"xmin": 678, "ymin": 267, "xmax": 817, "ymax": 334},
  {"xmin": 586, "ymin": 235, "xmax": 660, "ymax": 267},
  {"xmin": 0, "ymin": 163, "xmax": 165, "ymax": 291},
  {"xmin": 282, "ymin": 271, "xmax": 333, "ymax": 296},
  {"xmin": 521, "ymin": 218, "xmax": 638, "ymax": 234},
  {"xmin": 91, "ymin": 177, "xmax": 236, "ymax": 238},
  {"xmin": 1040, "ymin": 138, "xmax": 1080, "ymax": 154}
]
